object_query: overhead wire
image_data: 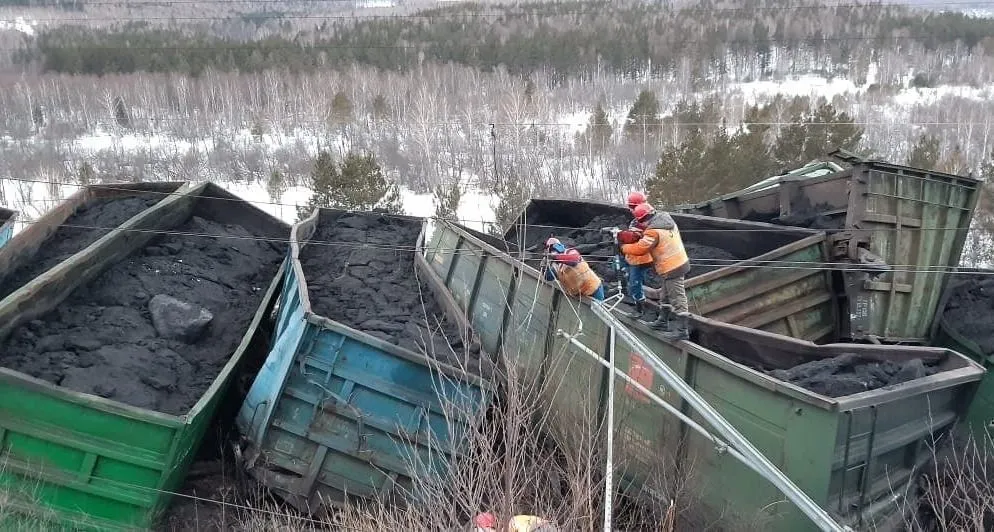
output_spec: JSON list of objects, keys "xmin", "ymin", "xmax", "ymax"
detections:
[
  {"xmin": 0, "ymin": 176, "xmax": 984, "ymax": 236},
  {"xmin": 7, "ymin": 31, "xmax": 994, "ymax": 52},
  {"xmin": 7, "ymin": 119, "xmax": 992, "ymax": 127},
  {"xmin": 10, "ymin": 0, "xmax": 994, "ymax": 22},
  {"xmin": 3, "ymin": 217, "xmax": 991, "ymax": 276}
]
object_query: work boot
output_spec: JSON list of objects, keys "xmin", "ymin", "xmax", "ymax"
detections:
[
  {"xmin": 648, "ymin": 305, "xmax": 672, "ymax": 332},
  {"xmin": 661, "ymin": 313, "xmax": 689, "ymax": 341},
  {"xmin": 624, "ymin": 299, "xmax": 650, "ymax": 321}
]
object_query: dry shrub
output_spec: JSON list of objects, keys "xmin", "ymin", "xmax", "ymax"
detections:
[{"xmin": 905, "ymin": 430, "xmax": 994, "ymax": 532}]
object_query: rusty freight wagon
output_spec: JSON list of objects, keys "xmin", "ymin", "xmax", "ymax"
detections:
[
  {"xmin": 676, "ymin": 154, "xmax": 982, "ymax": 343},
  {"xmin": 423, "ymin": 219, "xmax": 984, "ymax": 531},
  {"xmin": 236, "ymin": 208, "xmax": 494, "ymax": 514},
  {"xmin": 0, "ymin": 183, "xmax": 288, "ymax": 530}
]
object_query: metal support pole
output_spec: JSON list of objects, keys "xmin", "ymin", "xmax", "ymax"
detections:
[
  {"xmin": 603, "ymin": 326, "xmax": 616, "ymax": 532},
  {"xmin": 567, "ymin": 302, "xmax": 851, "ymax": 532}
]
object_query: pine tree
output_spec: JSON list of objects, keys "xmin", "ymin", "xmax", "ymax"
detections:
[
  {"xmin": 906, "ymin": 133, "xmax": 941, "ymax": 170},
  {"xmin": 32, "ymin": 105, "xmax": 44, "ymax": 129},
  {"xmin": 77, "ymin": 161, "xmax": 96, "ymax": 185},
  {"xmin": 489, "ymin": 176, "xmax": 531, "ymax": 237},
  {"xmin": 331, "ymin": 92, "xmax": 353, "ymax": 125},
  {"xmin": 772, "ymin": 102, "xmax": 863, "ymax": 172},
  {"xmin": 645, "ymin": 130, "xmax": 711, "ymax": 207},
  {"xmin": 623, "ymin": 90, "xmax": 661, "ymax": 143},
  {"xmin": 113, "ymin": 95, "xmax": 131, "ymax": 129},
  {"xmin": 332, "ymin": 152, "xmax": 404, "ymax": 213},
  {"xmin": 433, "ymin": 180, "xmax": 462, "ymax": 220},
  {"xmin": 582, "ymin": 102, "xmax": 613, "ymax": 152},
  {"xmin": 267, "ymin": 169, "xmax": 287, "ymax": 203},
  {"xmin": 371, "ymin": 94, "xmax": 391, "ymax": 120},
  {"xmin": 299, "ymin": 151, "xmax": 340, "ymax": 220}
]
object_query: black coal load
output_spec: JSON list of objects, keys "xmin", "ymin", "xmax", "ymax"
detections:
[
  {"xmin": 299, "ymin": 213, "xmax": 482, "ymax": 373},
  {"xmin": 506, "ymin": 213, "xmax": 744, "ymax": 284},
  {"xmin": 767, "ymin": 353, "xmax": 937, "ymax": 397},
  {"xmin": 742, "ymin": 199, "xmax": 845, "ymax": 231},
  {"xmin": 0, "ymin": 216, "xmax": 285, "ymax": 415},
  {"xmin": 939, "ymin": 272, "xmax": 994, "ymax": 356},
  {"xmin": 0, "ymin": 195, "xmax": 162, "ymax": 301}
]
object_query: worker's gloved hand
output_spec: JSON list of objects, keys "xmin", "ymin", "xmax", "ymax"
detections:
[{"xmin": 617, "ymin": 229, "xmax": 641, "ymax": 245}]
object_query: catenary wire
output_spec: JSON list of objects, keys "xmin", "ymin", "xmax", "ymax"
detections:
[
  {"xmin": 11, "ymin": 0, "xmax": 994, "ymax": 12},
  {"xmin": 0, "ymin": 176, "xmax": 982, "ymax": 236},
  {"xmin": 14, "ymin": 120, "xmax": 994, "ymax": 127},
  {"xmin": 5, "ymin": 218, "xmax": 992, "ymax": 276},
  {"xmin": 11, "ymin": 1, "xmax": 994, "ymax": 23}
]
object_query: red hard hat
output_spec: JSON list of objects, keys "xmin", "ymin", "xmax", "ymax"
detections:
[
  {"xmin": 474, "ymin": 512, "xmax": 498, "ymax": 528},
  {"xmin": 627, "ymin": 191, "xmax": 647, "ymax": 210},
  {"xmin": 633, "ymin": 203, "xmax": 655, "ymax": 222}
]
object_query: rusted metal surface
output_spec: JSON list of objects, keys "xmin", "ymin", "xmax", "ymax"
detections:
[{"xmin": 236, "ymin": 208, "xmax": 494, "ymax": 515}]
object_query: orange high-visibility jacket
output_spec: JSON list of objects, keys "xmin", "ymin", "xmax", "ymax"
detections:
[
  {"xmin": 551, "ymin": 258, "xmax": 602, "ymax": 297},
  {"xmin": 621, "ymin": 212, "xmax": 689, "ymax": 276}
]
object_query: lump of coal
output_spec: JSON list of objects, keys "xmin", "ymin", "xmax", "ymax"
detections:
[
  {"xmin": 768, "ymin": 353, "xmax": 939, "ymax": 398},
  {"xmin": 149, "ymin": 295, "xmax": 214, "ymax": 343}
]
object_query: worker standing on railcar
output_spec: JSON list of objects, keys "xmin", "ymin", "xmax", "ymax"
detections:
[
  {"xmin": 626, "ymin": 191, "xmax": 647, "ymax": 228},
  {"xmin": 618, "ymin": 203, "xmax": 691, "ymax": 340},
  {"xmin": 543, "ymin": 237, "xmax": 606, "ymax": 301}
]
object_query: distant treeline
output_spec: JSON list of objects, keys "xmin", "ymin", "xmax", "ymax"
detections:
[
  {"xmin": 0, "ymin": 0, "xmax": 81, "ymax": 9},
  {"xmin": 20, "ymin": 0, "xmax": 994, "ymax": 77}
]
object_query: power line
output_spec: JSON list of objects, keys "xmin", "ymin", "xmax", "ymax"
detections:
[
  {"xmin": 9, "ymin": 0, "xmax": 994, "ymax": 22},
  {"xmin": 3, "ymin": 218, "xmax": 990, "ymax": 275},
  {"xmin": 21, "ymin": 120, "xmax": 993, "ymax": 127},
  {"xmin": 9, "ymin": 31, "xmax": 994, "ymax": 54},
  {"xmin": 1, "ymin": 176, "xmax": 984, "ymax": 236}
]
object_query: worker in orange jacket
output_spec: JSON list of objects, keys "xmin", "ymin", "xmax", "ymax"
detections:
[
  {"xmin": 618, "ymin": 203, "xmax": 691, "ymax": 340},
  {"xmin": 543, "ymin": 237, "xmax": 605, "ymax": 300}
]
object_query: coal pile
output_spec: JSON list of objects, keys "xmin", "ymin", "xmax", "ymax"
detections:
[
  {"xmin": 299, "ymin": 213, "xmax": 482, "ymax": 372},
  {"xmin": 0, "ymin": 215, "xmax": 285, "ymax": 415},
  {"xmin": 767, "ymin": 353, "xmax": 937, "ymax": 397},
  {"xmin": 939, "ymin": 272, "xmax": 994, "ymax": 355},
  {"xmin": 0, "ymin": 195, "xmax": 162, "ymax": 301},
  {"xmin": 743, "ymin": 200, "xmax": 845, "ymax": 231}
]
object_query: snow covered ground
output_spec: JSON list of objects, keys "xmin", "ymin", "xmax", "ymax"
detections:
[
  {"xmin": 1, "ymin": 64, "xmax": 992, "ymax": 264},
  {"xmin": 0, "ymin": 17, "xmax": 36, "ymax": 36}
]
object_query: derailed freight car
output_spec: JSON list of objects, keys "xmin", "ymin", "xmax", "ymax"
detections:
[
  {"xmin": 0, "ymin": 183, "xmax": 288, "ymax": 530},
  {"xmin": 0, "ymin": 182, "xmax": 187, "ymax": 302},
  {"xmin": 424, "ymin": 219, "xmax": 984, "ymax": 531},
  {"xmin": 676, "ymin": 155, "xmax": 981, "ymax": 344},
  {"xmin": 236, "ymin": 208, "xmax": 494, "ymax": 515},
  {"xmin": 0, "ymin": 206, "xmax": 17, "ymax": 248},
  {"xmin": 503, "ymin": 198, "xmax": 839, "ymax": 343}
]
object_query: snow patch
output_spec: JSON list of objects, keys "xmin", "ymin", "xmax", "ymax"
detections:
[
  {"xmin": 730, "ymin": 74, "xmax": 862, "ymax": 106},
  {"xmin": 0, "ymin": 17, "xmax": 37, "ymax": 36}
]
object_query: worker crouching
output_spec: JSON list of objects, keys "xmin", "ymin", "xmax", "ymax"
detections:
[
  {"xmin": 618, "ymin": 203, "xmax": 691, "ymax": 341},
  {"xmin": 544, "ymin": 237, "xmax": 605, "ymax": 301}
]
